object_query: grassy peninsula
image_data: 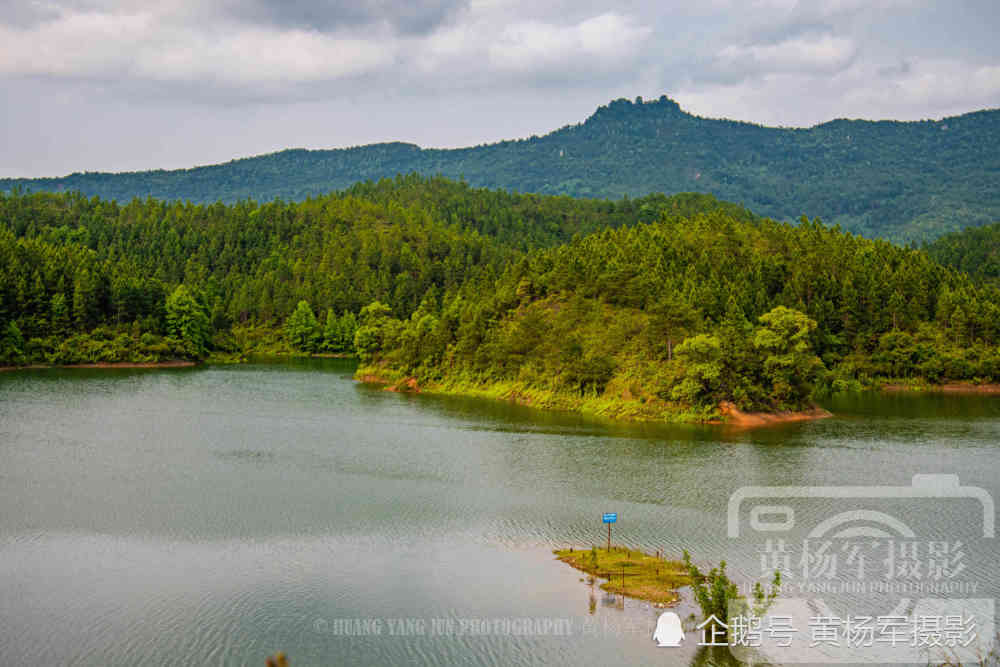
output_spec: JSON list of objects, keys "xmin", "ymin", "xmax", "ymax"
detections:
[{"xmin": 355, "ymin": 209, "xmax": 1000, "ymax": 423}]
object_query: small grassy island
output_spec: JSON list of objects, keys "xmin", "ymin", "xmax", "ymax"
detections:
[{"xmin": 555, "ymin": 546, "xmax": 691, "ymax": 605}]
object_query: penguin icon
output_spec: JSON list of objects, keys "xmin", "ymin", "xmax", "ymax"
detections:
[{"xmin": 652, "ymin": 611, "xmax": 683, "ymax": 647}]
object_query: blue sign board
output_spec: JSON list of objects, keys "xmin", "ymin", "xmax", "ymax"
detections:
[{"xmin": 602, "ymin": 513, "xmax": 617, "ymax": 523}]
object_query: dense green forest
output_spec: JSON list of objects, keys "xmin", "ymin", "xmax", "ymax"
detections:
[
  {"xmin": 359, "ymin": 209, "xmax": 1000, "ymax": 421},
  {"xmin": 4, "ymin": 96, "xmax": 999, "ymax": 243},
  {"xmin": 4, "ymin": 176, "xmax": 998, "ymax": 423},
  {"xmin": 0, "ymin": 177, "xmax": 741, "ymax": 365},
  {"xmin": 925, "ymin": 221, "xmax": 1000, "ymax": 284}
]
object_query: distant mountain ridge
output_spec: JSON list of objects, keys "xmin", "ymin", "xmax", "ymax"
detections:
[{"xmin": 4, "ymin": 95, "xmax": 999, "ymax": 242}]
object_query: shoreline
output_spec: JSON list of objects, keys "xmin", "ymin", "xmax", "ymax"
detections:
[
  {"xmin": 2, "ymin": 353, "xmax": 356, "ymax": 373},
  {"xmin": 715, "ymin": 400, "xmax": 833, "ymax": 427},
  {"xmin": 0, "ymin": 360, "xmax": 197, "ymax": 372},
  {"xmin": 355, "ymin": 370, "xmax": 834, "ymax": 426},
  {"xmin": 881, "ymin": 382, "xmax": 1000, "ymax": 395}
]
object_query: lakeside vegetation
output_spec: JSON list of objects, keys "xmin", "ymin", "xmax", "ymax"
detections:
[{"xmin": 5, "ymin": 96, "xmax": 1000, "ymax": 242}]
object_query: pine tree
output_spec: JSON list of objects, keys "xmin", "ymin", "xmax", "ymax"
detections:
[
  {"xmin": 165, "ymin": 284, "xmax": 211, "ymax": 357},
  {"xmin": 338, "ymin": 311, "xmax": 358, "ymax": 353},
  {"xmin": 50, "ymin": 292, "xmax": 70, "ymax": 337},
  {"xmin": 285, "ymin": 300, "xmax": 321, "ymax": 352},
  {"xmin": 322, "ymin": 308, "xmax": 340, "ymax": 352},
  {"xmin": 73, "ymin": 269, "xmax": 96, "ymax": 331}
]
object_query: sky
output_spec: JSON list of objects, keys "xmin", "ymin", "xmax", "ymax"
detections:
[{"xmin": 2, "ymin": 0, "xmax": 999, "ymax": 178}]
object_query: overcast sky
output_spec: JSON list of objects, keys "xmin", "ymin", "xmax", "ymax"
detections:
[{"xmin": 2, "ymin": 0, "xmax": 999, "ymax": 177}]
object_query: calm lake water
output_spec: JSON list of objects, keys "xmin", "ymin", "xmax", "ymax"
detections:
[{"xmin": 1, "ymin": 358, "xmax": 998, "ymax": 665}]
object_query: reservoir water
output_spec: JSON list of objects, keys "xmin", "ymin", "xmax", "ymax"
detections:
[{"xmin": 1, "ymin": 358, "xmax": 998, "ymax": 665}]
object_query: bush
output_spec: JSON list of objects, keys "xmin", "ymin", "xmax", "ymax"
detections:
[{"xmin": 682, "ymin": 550, "xmax": 781, "ymax": 635}]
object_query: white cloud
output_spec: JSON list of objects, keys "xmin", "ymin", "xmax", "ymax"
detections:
[
  {"xmin": 140, "ymin": 28, "xmax": 395, "ymax": 85},
  {"xmin": 848, "ymin": 59, "xmax": 1000, "ymax": 112},
  {"xmin": 0, "ymin": 4, "xmax": 655, "ymax": 93},
  {"xmin": 676, "ymin": 56, "xmax": 1000, "ymax": 128},
  {"xmin": 0, "ymin": 10, "xmax": 151, "ymax": 78},
  {"xmin": 488, "ymin": 13, "xmax": 652, "ymax": 73},
  {"xmin": 0, "ymin": 7, "xmax": 395, "ymax": 85},
  {"xmin": 718, "ymin": 34, "xmax": 857, "ymax": 74}
]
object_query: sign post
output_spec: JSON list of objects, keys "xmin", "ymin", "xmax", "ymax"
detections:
[{"xmin": 602, "ymin": 512, "xmax": 617, "ymax": 551}]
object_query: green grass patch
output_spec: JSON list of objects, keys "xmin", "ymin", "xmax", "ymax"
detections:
[
  {"xmin": 554, "ymin": 546, "xmax": 691, "ymax": 605},
  {"xmin": 373, "ymin": 373, "xmax": 701, "ymax": 423}
]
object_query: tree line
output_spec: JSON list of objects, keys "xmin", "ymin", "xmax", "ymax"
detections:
[{"xmin": 1, "ymin": 178, "xmax": 734, "ymax": 364}]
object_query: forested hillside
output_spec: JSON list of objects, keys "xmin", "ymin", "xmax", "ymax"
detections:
[
  {"xmin": 0, "ymin": 177, "xmax": 739, "ymax": 365},
  {"xmin": 4, "ymin": 96, "xmax": 999, "ymax": 243},
  {"xmin": 925, "ymin": 221, "xmax": 1000, "ymax": 284},
  {"xmin": 360, "ymin": 210, "xmax": 1000, "ymax": 421},
  {"xmin": 5, "ymin": 175, "xmax": 998, "ymax": 422}
]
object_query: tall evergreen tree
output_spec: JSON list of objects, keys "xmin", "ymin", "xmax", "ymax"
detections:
[
  {"xmin": 165, "ymin": 285, "xmax": 211, "ymax": 357},
  {"xmin": 285, "ymin": 300, "xmax": 321, "ymax": 352}
]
